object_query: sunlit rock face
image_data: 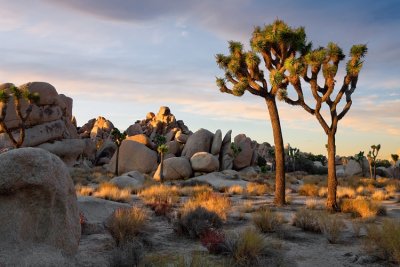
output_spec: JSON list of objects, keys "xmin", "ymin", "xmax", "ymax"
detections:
[{"xmin": 0, "ymin": 148, "xmax": 81, "ymax": 260}]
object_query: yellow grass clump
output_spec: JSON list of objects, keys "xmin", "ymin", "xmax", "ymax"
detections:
[
  {"xmin": 305, "ymin": 198, "xmax": 321, "ymax": 210},
  {"xmin": 227, "ymin": 185, "xmax": 245, "ymax": 195},
  {"xmin": 319, "ymin": 213, "xmax": 345, "ymax": 243},
  {"xmin": 318, "ymin": 187, "xmax": 328, "ymax": 197},
  {"xmin": 371, "ymin": 190, "xmax": 390, "ymax": 201},
  {"xmin": 292, "ymin": 208, "xmax": 322, "ymax": 232},
  {"xmin": 181, "ymin": 191, "xmax": 231, "ymax": 220},
  {"xmin": 337, "ymin": 186, "xmax": 356, "ymax": 199},
  {"xmin": 298, "ymin": 184, "xmax": 319, "ymax": 197},
  {"xmin": 178, "ymin": 185, "xmax": 213, "ymax": 197},
  {"xmin": 75, "ymin": 185, "xmax": 95, "ymax": 196},
  {"xmin": 340, "ymin": 198, "xmax": 386, "ymax": 218},
  {"xmin": 245, "ymin": 182, "xmax": 269, "ymax": 196},
  {"xmin": 253, "ymin": 208, "xmax": 285, "ymax": 233},
  {"xmin": 93, "ymin": 183, "xmax": 131, "ymax": 203},
  {"xmin": 230, "ymin": 228, "xmax": 267, "ymax": 265},
  {"xmin": 138, "ymin": 184, "xmax": 179, "ymax": 206}
]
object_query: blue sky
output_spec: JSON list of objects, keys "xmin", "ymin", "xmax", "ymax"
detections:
[{"xmin": 0, "ymin": 0, "xmax": 399, "ymax": 159}]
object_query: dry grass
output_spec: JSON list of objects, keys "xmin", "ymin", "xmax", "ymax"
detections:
[
  {"xmin": 385, "ymin": 184, "xmax": 399, "ymax": 195},
  {"xmin": 239, "ymin": 200, "xmax": 255, "ymax": 213},
  {"xmin": 298, "ymin": 184, "xmax": 319, "ymax": 197},
  {"xmin": 75, "ymin": 185, "xmax": 95, "ymax": 196},
  {"xmin": 93, "ymin": 183, "xmax": 131, "ymax": 203},
  {"xmin": 285, "ymin": 195, "xmax": 292, "ymax": 205},
  {"xmin": 245, "ymin": 182, "xmax": 270, "ymax": 196},
  {"xmin": 179, "ymin": 185, "xmax": 213, "ymax": 197},
  {"xmin": 337, "ymin": 186, "xmax": 356, "ymax": 199},
  {"xmin": 182, "ymin": 191, "xmax": 231, "ymax": 221},
  {"xmin": 253, "ymin": 208, "xmax": 285, "ymax": 233},
  {"xmin": 305, "ymin": 198, "xmax": 322, "ymax": 210},
  {"xmin": 356, "ymin": 185, "xmax": 370, "ymax": 196},
  {"xmin": 371, "ymin": 190, "xmax": 390, "ymax": 201},
  {"xmin": 227, "ymin": 185, "xmax": 245, "ymax": 195},
  {"xmin": 319, "ymin": 213, "xmax": 345, "ymax": 243},
  {"xmin": 302, "ymin": 175, "xmax": 326, "ymax": 186},
  {"xmin": 364, "ymin": 219, "xmax": 400, "ymax": 263},
  {"xmin": 292, "ymin": 208, "xmax": 322, "ymax": 232},
  {"xmin": 351, "ymin": 219, "xmax": 364, "ymax": 237},
  {"xmin": 340, "ymin": 198, "xmax": 386, "ymax": 218},
  {"xmin": 107, "ymin": 206, "xmax": 148, "ymax": 245},
  {"xmin": 318, "ymin": 187, "xmax": 328, "ymax": 197},
  {"xmin": 138, "ymin": 184, "xmax": 179, "ymax": 206}
]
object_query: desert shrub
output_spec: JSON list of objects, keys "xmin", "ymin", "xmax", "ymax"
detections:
[
  {"xmin": 178, "ymin": 185, "xmax": 213, "ymax": 197},
  {"xmin": 351, "ymin": 219, "xmax": 364, "ymax": 237},
  {"xmin": 364, "ymin": 219, "xmax": 400, "ymax": 263},
  {"xmin": 337, "ymin": 186, "xmax": 356, "ymax": 199},
  {"xmin": 93, "ymin": 183, "xmax": 131, "ymax": 203},
  {"xmin": 252, "ymin": 208, "xmax": 284, "ymax": 233},
  {"xmin": 371, "ymin": 190, "xmax": 390, "ymax": 201},
  {"xmin": 305, "ymin": 198, "xmax": 322, "ymax": 210},
  {"xmin": 181, "ymin": 191, "xmax": 230, "ymax": 220},
  {"xmin": 285, "ymin": 195, "xmax": 292, "ymax": 205},
  {"xmin": 239, "ymin": 200, "xmax": 255, "ymax": 214},
  {"xmin": 110, "ymin": 240, "xmax": 144, "ymax": 267},
  {"xmin": 75, "ymin": 185, "xmax": 95, "ymax": 196},
  {"xmin": 246, "ymin": 182, "xmax": 269, "ymax": 196},
  {"xmin": 175, "ymin": 207, "xmax": 223, "ymax": 238},
  {"xmin": 200, "ymin": 230, "xmax": 226, "ymax": 254},
  {"xmin": 385, "ymin": 183, "xmax": 399, "ymax": 196},
  {"xmin": 108, "ymin": 206, "xmax": 148, "ymax": 246},
  {"xmin": 138, "ymin": 184, "xmax": 179, "ymax": 215},
  {"xmin": 319, "ymin": 213, "xmax": 345, "ymax": 243},
  {"xmin": 318, "ymin": 187, "xmax": 328, "ymax": 197},
  {"xmin": 340, "ymin": 199, "xmax": 386, "ymax": 218},
  {"xmin": 356, "ymin": 185, "xmax": 370, "ymax": 196},
  {"xmin": 292, "ymin": 208, "xmax": 321, "ymax": 232},
  {"xmin": 227, "ymin": 185, "xmax": 244, "ymax": 195},
  {"xmin": 298, "ymin": 184, "xmax": 319, "ymax": 197}
]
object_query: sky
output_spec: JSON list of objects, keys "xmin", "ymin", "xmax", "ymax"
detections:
[{"xmin": 0, "ymin": 0, "xmax": 399, "ymax": 159}]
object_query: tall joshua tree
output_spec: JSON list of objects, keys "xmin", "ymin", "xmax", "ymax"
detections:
[
  {"xmin": 367, "ymin": 144, "xmax": 380, "ymax": 180},
  {"xmin": 282, "ymin": 31, "xmax": 367, "ymax": 210},
  {"xmin": 354, "ymin": 151, "xmax": 365, "ymax": 177},
  {"xmin": 155, "ymin": 134, "xmax": 168, "ymax": 183},
  {"xmin": 111, "ymin": 128, "xmax": 126, "ymax": 176},
  {"xmin": 215, "ymin": 20, "xmax": 309, "ymax": 206},
  {"xmin": 391, "ymin": 154, "xmax": 399, "ymax": 179},
  {"xmin": 0, "ymin": 84, "xmax": 40, "ymax": 148}
]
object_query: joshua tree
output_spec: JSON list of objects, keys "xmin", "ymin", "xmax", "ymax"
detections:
[
  {"xmin": 391, "ymin": 154, "xmax": 399, "ymax": 179},
  {"xmin": 215, "ymin": 21, "xmax": 310, "ymax": 205},
  {"xmin": 268, "ymin": 21, "xmax": 368, "ymax": 210},
  {"xmin": 367, "ymin": 144, "xmax": 380, "ymax": 180},
  {"xmin": 155, "ymin": 134, "xmax": 168, "ymax": 183},
  {"xmin": 111, "ymin": 128, "xmax": 126, "ymax": 176},
  {"xmin": 287, "ymin": 144, "xmax": 300, "ymax": 172},
  {"xmin": 354, "ymin": 151, "xmax": 365, "ymax": 177},
  {"xmin": 0, "ymin": 84, "xmax": 40, "ymax": 148}
]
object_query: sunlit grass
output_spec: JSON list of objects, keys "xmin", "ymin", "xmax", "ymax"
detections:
[{"xmin": 93, "ymin": 183, "xmax": 131, "ymax": 203}]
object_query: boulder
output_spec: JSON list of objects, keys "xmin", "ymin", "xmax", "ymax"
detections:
[
  {"xmin": 109, "ymin": 171, "xmax": 145, "ymax": 189},
  {"xmin": 166, "ymin": 140, "xmax": 181, "ymax": 156},
  {"xmin": 219, "ymin": 130, "xmax": 233, "ymax": 170},
  {"xmin": 90, "ymin": 116, "xmax": 114, "ymax": 140},
  {"xmin": 153, "ymin": 157, "xmax": 192, "ymax": 181},
  {"xmin": 108, "ymin": 140, "xmax": 157, "ymax": 175},
  {"xmin": 211, "ymin": 129, "xmax": 222, "ymax": 155},
  {"xmin": 20, "ymin": 82, "xmax": 59, "ymax": 105},
  {"xmin": 181, "ymin": 128, "xmax": 213, "ymax": 158},
  {"xmin": 175, "ymin": 131, "xmax": 189, "ymax": 143},
  {"xmin": 37, "ymin": 139, "xmax": 86, "ymax": 167},
  {"xmin": 126, "ymin": 134, "xmax": 154, "ymax": 149},
  {"xmin": 96, "ymin": 140, "xmax": 117, "ymax": 165},
  {"xmin": 126, "ymin": 123, "xmax": 143, "ymax": 136},
  {"xmin": 344, "ymin": 159, "xmax": 362, "ymax": 177},
  {"xmin": 57, "ymin": 94, "xmax": 73, "ymax": 120},
  {"xmin": 187, "ymin": 172, "xmax": 248, "ymax": 191},
  {"xmin": 233, "ymin": 134, "xmax": 253, "ymax": 170},
  {"xmin": 0, "ymin": 148, "xmax": 80, "ymax": 255},
  {"xmin": 336, "ymin": 165, "xmax": 345, "ymax": 177},
  {"xmin": 190, "ymin": 152, "xmax": 219, "ymax": 173}
]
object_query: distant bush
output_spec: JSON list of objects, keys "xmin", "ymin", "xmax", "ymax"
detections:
[
  {"xmin": 337, "ymin": 186, "xmax": 356, "ymax": 199},
  {"xmin": 178, "ymin": 185, "xmax": 213, "ymax": 197},
  {"xmin": 253, "ymin": 208, "xmax": 284, "ymax": 233},
  {"xmin": 340, "ymin": 198, "xmax": 386, "ymax": 218},
  {"xmin": 298, "ymin": 184, "xmax": 319, "ymax": 197},
  {"xmin": 246, "ymin": 182, "xmax": 269, "ymax": 196},
  {"xmin": 110, "ymin": 240, "xmax": 144, "ymax": 267},
  {"xmin": 138, "ymin": 185, "xmax": 179, "ymax": 215},
  {"xmin": 75, "ymin": 185, "xmax": 94, "ymax": 196},
  {"xmin": 375, "ymin": 159, "xmax": 391, "ymax": 168},
  {"xmin": 93, "ymin": 183, "xmax": 131, "ymax": 203},
  {"xmin": 181, "ymin": 191, "xmax": 230, "ymax": 220},
  {"xmin": 175, "ymin": 207, "xmax": 223, "ymax": 238},
  {"xmin": 292, "ymin": 208, "xmax": 322, "ymax": 233},
  {"xmin": 319, "ymin": 213, "xmax": 345, "ymax": 243},
  {"xmin": 371, "ymin": 190, "xmax": 390, "ymax": 201},
  {"xmin": 107, "ymin": 206, "xmax": 148, "ymax": 246},
  {"xmin": 227, "ymin": 185, "xmax": 245, "ymax": 195}
]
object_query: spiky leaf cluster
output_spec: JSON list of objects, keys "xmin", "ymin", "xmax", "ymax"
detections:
[
  {"xmin": 0, "ymin": 90, "xmax": 10, "ymax": 103},
  {"xmin": 111, "ymin": 128, "xmax": 126, "ymax": 147},
  {"xmin": 157, "ymin": 144, "xmax": 169, "ymax": 154}
]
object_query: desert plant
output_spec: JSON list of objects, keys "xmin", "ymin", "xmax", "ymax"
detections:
[
  {"xmin": 336, "ymin": 186, "xmax": 356, "ymax": 199},
  {"xmin": 111, "ymin": 128, "xmax": 127, "ymax": 176},
  {"xmin": 154, "ymin": 134, "xmax": 168, "ymax": 183},
  {"xmin": 110, "ymin": 240, "xmax": 144, "ymax": 267},
  {"xmin": 0, "ymin": 84, "xmax": 40, "ymax": 148},
  {"xmin": 75, "ymin": 185, "xmax": 95, "ymax": 196},
  {"xmin": 298, "ymin": 184, "xmax": 319, "ymax": 197},
  {"xmin": 367, "ymin": 144, "xmax": 380, "ymax": 180},
  {"xmin": 178, "ymin": 185, "xmax": 213, "ymax": 197},
  {"xmin": 138, "ymin": 184, "xmax": 179, "ymax": 215},
  {"xmin": 318, "ymin": 186, "xmax": 328, "ymax": 197},
  {"xmin": 292, "ymin": 208, "xmax": 322, "ymax": 232},
  {"xmin": 107, "ymin": 206, "xmax": 148, "ymax": 246},
  {"xmin": 93, "ymin": 183, "xmax": 131, "ymax": 203},
  {"xmin": 305, "ymin": 198, "xmax": 322, "ymax": 209},
  {"xmin": 181, "ymin": 191, "xmax": 230, "ymax": 220},
  {"xmin": 351, "ymin": 219, "xmax": 364, "ymax": 237},
  {"xmin": 252, "ymin": 208, "xmax": 284, "ymax": 232},
  {"xmin": 364, "ymin": 219, "xmax": 400, "ymax": 263},
  {"xmin": 227, "ymin": 184, "xmax": 244, "ymax": 195},
  {"xmin": 371, "ymin": 190, "xmax": 390, "ymax": 201},
  {"xmin": 287, "ymin": 144, "xmax": 300, "ymax": 172},
  {"xmin": 318, "ymin": 213, "xmax": 345, "ymax": 243},
  {"xmin": 246, "ymin": 182, "xmax": 269, "ymax": 196},
  {"xmin": 354, "ymin": 151, "xmax": 365, "ymax": 177},
  {"xmin": 175, "ymin": 206, "xmax": 223, "ymax": 238},
  {"xmin": 340, "ymin": 198, "xmax": 386, "ymax": 218},
  {"xmin": 391, "ymin": 154, "xmax": 399, "ymax": 179},
  {"xmin": 200, "ymin": 230, "xmax": 226, "ymax": 254},
  {"xmin": 230, "ymin": 143, "xmax": 242, "ymax": 158}
]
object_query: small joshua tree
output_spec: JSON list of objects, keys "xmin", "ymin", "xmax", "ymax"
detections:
[
  {"xmin": 155, "ymin": 134, "xmax": 168, "ymax": 183},
  {"xmin": 354, "ymin": 151, "xmax": 365, "ymax": 177},
  {"xmin": 0, "ymin": 84, "xmax": 40, "ymax": 148},
  {"xmin": 367, "ymin": 144, "xmax": 380, "ymax": 180},
  {"xmin": 287, "ymin": 144, "xmax": 300, "ymax": 172},
  {"xmin": 111, "ymin": 128, "xmax": 126, "ymax": 176},
  {"xmin": 391, "ymin": 154, "xmax": 399, "ymax": 179}
]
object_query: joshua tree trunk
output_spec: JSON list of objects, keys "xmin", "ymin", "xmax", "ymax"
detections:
[
  {"xmin": 326, "ymin": 131, "xmax": 339, "ymax": 211},
  {"xmin": 115, "ymin": 146, "xmax": 120, "ymax": 176},
  {"xmin": 160, "ymin": 152, "xmax": 165, "ymax": 183},
  {"xmin": 266, "ymin": 97, "xmax": 285, "ymax": 206},
  {"xmin": 373, "ymin": 163, "xmax": 377, "ymax": 180}
]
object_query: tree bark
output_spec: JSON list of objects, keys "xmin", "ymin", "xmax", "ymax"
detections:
[
  {"xmin": 115, "ymin": 146, "xmax": 120, "ymax": 176},
  {"xmin": 326, "ymin": 132, "xmax": 339, "ymax": 211},
  {"xmin": 160, "ymin": 153, "xmax": 164, "ymax": 183},
  {"xmin": 265, "ymin": 97, "xmax": 285, "ymax": 206}
]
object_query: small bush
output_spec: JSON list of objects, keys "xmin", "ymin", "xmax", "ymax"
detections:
[
  {"xmin": 110, "ymin": 241, "xmax": 144, "ymax": 267},
  {"xmin": 285, "ymin": 195, "xmax": 292, "ymax": 205},
  {"xmin": 179, "ymin": 185, "xmax": 213, "ymax": 197},
  {"xmin": 253, "ymin": 208, "xmax": 284, "ymax": 233},
  {"xmin": 298, "ymin": 184, "xmax": 319, "ymax": 197},
  {"xmin": 182, "ymin": 191, "xmax": 230, "ymax": 220},
  {"xmin": 337, "ymin": 186, "xmax": 356, "ymax": 199},
  {"xmin": 108, "ymin": 206, "xmax": 148, "ymax": 246},
  {"xmin": 175, "ymin": 207, "xmax": 223, "ymax": 238},
  {"xmin": 356, "ymin": 185, "xmax": 370, "ymax": 196},
  {"xmin": 340, "ymin": 198, "xmax": 386, "ymax": 218},
  {"xmin": 371, "ymin": 190, "xmax": 390, "ymax": 201},
  {"xmin": 318, "ymin": 187, "xmax": 328, "ymax": 197},
  {"xmin": 227, "ymin": 185, "xmax": 244, "ymax": 195},
  {"xmin": 351, "ymin": 219, "xmax": 364, "ymax": 237},
  {"xmin": 76, "ymin": 185, "xmax": 94, "ymax": 196},
  {"xmin": 319, "ymin": 213, "xmax": 345, "ymax": 243},
  {"xmin": 200, "ymin": 230, "xmax": 226, "ymax": 254},
  {"xmin": 364, "ymin": 219, "xmax": 400, "ymax": 263},
  {"xmin": 93, "ymin": 183, "xmax": 131, "ymax": 203},
  {"xmin": 138, "ymin": 184, "xmax": 179, "ymax": 215},
  {"xmin": 239, "ymin": 200, "xmax": 255, "ymax": 213},
  {"xmin": 292, "ymin": 208, "xmax": 321, "ymax": 232},
  {"xmin": 246, "ymin": 182, "xmax": 269, "ymax": 196}
]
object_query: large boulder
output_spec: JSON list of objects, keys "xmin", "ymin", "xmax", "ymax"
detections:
[
  {"xmin": 181, "ymin": 128, "xmax": 213, "ymax": 158},
  {"xmin": 219, "ymin": 130, "xmax": 233, "ymax": 170},
  {"xmin": 126, "ymin": 134, "xmax": 154, "ymax": 149},
  {"xmin": 190, "ymin": 152, "xmax": 219, "ymax": 173},
  {"xmin": 0, "ymin": 148, "xmax": 80, "ymax": 255},
  {"xmin": 20, "ymin": 82, "xmax": 59, "ymax": 105},
  {"xmin": 108, "ymin": 140, "xmax": 157, "ymax": 175},
  {"xmin": 211, "ymin": 129, "xmax": 222, "ymax": 155},
  {"xmin": 344, "ymin": 159, "xmax": 362, "ymax": 177},
  {"xmin": 166, "ymin": 140, "xmax": 182, "ymax": 156},
  {"xmin": 90, "ymin": 116, "xmax": 114, "ymax": 140},
  {"xmin": 175, "ymin": 130, "xmax": 189, "ymax": 144},
  {"xmin": 187, "ymin": 172, "xmax": 248, "ymax": 191},
  {"xmin": 95, "ymin": 140, "xmax": 117, "ymax": 165},
  {"xmin": 126, "ymin": 123, "xmax": 143, "ymax": 136},
  {"xmin": 109, "ymin": 171, "xmax": 145, "ymax": 189},
  {"xmin": 153, "ymin": 157, "xmax": 192, "ymax": 181},
  {"xmin": 37, "ymin": 139, "xmax": 86, "ymax": 167},
  {"xmin": 233, "ymin": 134, "xmax": 253, "ymax": 170}
]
